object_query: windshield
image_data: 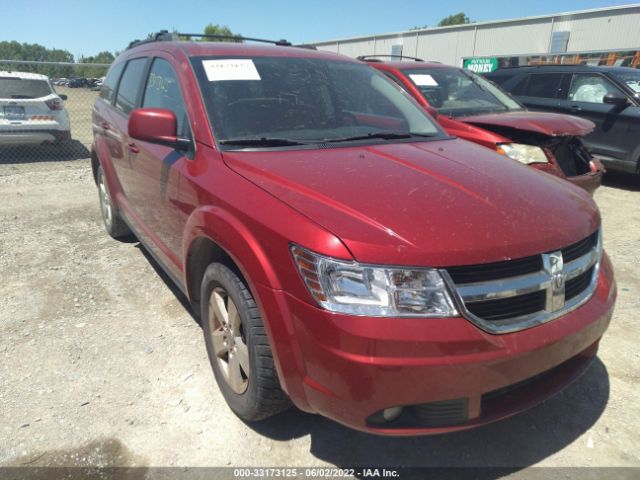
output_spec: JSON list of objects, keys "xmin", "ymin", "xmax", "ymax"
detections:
[
  {"xmin": 0, "ymin": 78, "xmax": 52, "ymax": 99},
  {"xmin": 191, "ymin": 56, "xmax": 444, "ymax": 148},
  {"xmin": 400, "ymin": 67, "xmax": 523, "ymax": 117},
  {"xmin": 611, "ymin": 70, "xmax": 640, "ymax": 94}
]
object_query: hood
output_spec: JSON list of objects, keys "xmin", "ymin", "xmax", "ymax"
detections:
[
  {"xmin": 460, "ymin": 111, "xmax": 595, "ymax": 137},
  {"xmin": 223, "ymin": 139, "xmax": 599, "ymax": 267}
]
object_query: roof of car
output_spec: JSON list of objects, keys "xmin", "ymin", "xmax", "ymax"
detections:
[
  {"xmin": 0, "ymin": 71, "xmax": 49, "ymax": 80},
  {"xmin": 123, "ymin": 40, "xmax": 352, "ymax": 62},
  {"xmin": 364, "ymin": 60, "xmax": 457, "ymax": 70},
  {"xmin": 487, "ymin": 65, "xmax": 640, "ymax": 74}
]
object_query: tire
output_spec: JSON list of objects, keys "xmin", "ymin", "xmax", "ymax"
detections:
[
  {"xmin": 201, "ymin": 263, "xmax": 290, "ymax": 421},
  {"xmin": 96, "ymin": 165, "xmax": 132, "ymax": 239}
]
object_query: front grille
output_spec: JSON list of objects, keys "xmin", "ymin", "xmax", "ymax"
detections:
[
  {"xmin": 565, "ymin": 266, "xmax": 594, "ymax": 301},
  {"xmin": 466, "ymin": 290, "xmax": 546, "ymax": 322},
  {"xmin": 447, "ymin": 255, "xmax": 541, "ymax": 283},
  {"xmin": 444, "ymin": 231, "xmax": 601, "ymax": 333},
  {"xmin": 562, "ymin": 231, "xmax": 598, "ymax": 263}
]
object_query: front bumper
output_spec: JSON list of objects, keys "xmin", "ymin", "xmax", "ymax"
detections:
[{"xmin": 259, "ymin": 253, "xmax": 616, "ymax": 435}]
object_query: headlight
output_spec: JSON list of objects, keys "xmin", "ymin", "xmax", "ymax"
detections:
[
  {"xmin": 497, "ymin": 143, "xmax": 548, "ymax": 165},
  {"xmin": 291, "ymin": 245, "xmax": 458, "ymax": 317}
]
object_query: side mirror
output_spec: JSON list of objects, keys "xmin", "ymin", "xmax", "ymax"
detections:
[
  {"xmin": 603, "ymin": 92, "xmax": 629, "ymax": 106},
  {"xmin": 59, "ymin": 94, "xmax": 68, "ymax": 101},
  {"xmin": 128, "ymin": 108, "xmax": 191, "ymax": 151}
]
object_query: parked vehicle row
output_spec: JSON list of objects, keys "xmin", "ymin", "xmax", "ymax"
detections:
[
  {"xmin": 0, "ymin": 71, "xmax": 71, "ymax": 146},
  {"xmin": 486, "ymin": 65, "xmax": 640, "ymax": 176},
  {"xmin": 360, "ymin": 56, "xmax": 605, "ymax": 194},
  {"xmin": 91, "ymin": 33, "xmax": 616, "ymax": 436},
  {"xmin": 52, "ymin": 76, "xmax": 105, "ymax": 89}
]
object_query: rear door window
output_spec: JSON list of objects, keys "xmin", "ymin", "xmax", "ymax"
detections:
[
  {"xmin": 115, "ymin": 58, "xmax": 148, "ymax": 115},
  {"xmin": 523, "ymin": 73, "xmax": 565, "ymax": 99},
  {"xmin": 489, "ymin": 73, "xmax": 527, "ymax": 95},
  {"xmin": 100, "ymin": 62, "xmax": 125, "ymax": 103},
  {"xmin": 486, "ymin": 73, "xmax": 514, "ymax": 86}
]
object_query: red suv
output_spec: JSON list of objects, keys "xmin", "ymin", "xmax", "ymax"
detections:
[
  {"xmin": 91, "ymin": 32, "xmax": 616, "ymax": 435},
  {"xmin": 362, "ymin": 56, "xmax": 605, "ymax": 195}
]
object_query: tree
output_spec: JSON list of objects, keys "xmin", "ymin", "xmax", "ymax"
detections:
[
  {"xmin": 200, "ymin": 23, "xmax": 242, "ymax": 42},
  {"xmin": 77, "ymin": 51, "xmax": 115, "ymax": 78},
  {"xmin": 437, "ymin": 12, "xmax": 471, "ymax": 27},
  {"xmin": 0, "ymin": 41, "xmax": 75, "ymax": 77},
  {"xmin": 145, "ymin": 25, "xmax": 241, "ymax": 43},
  {"xmin": 409, "ymin": 25, "xmax": 428, "ymax": 30}
]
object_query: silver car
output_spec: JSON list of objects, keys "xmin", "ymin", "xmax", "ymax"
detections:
[{"xmin": 0, "ymin": 71, "xmax": 71, "ymax": 146}]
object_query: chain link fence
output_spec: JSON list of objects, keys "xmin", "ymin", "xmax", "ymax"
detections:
[{"xmin": 0, "ymin": 60, "xmax": 111, "ymax": 170}]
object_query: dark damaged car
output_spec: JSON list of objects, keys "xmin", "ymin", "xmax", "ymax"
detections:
[{"xmin": 362, "ymin": 57, "xmax": 604, "ymax": 194}]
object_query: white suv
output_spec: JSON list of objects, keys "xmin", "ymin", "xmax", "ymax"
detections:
[{"xmin": 0, "ymin": 71, "xmax": 71, "ymax": 146}]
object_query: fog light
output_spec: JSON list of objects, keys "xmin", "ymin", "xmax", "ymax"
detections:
[{"xmin": 383, "ymin": 406, "xmax": 403, "ymax": 422}]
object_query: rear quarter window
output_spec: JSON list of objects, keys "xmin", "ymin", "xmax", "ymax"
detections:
[
  {"xmin": 115, "ymin": 58, "xmax": 148, "ymax": 115},
  {"xmin": 522, "ymin": 73, "xmax": 565, "ymax": 99},
  {"xmin": 99, "ymin": 62, "xmax": 125, "ymax": 103}
]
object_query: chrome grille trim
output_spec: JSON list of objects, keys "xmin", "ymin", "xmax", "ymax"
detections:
[
  {"xmin": 441, "ymin": 231, "xmax": 602, "ymax": 334},
  {"xmin": 456, "ymin": 272, "xmax": 550, "ymax": 302}
]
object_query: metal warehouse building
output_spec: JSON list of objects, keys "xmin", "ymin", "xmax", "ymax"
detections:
[{"xmin": 313, "ymin": 4, "xmax": 640, "ymax": 70}]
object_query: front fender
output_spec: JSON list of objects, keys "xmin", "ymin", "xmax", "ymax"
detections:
[
  {"xmin": 183, "ymin": 205, "xmax": 281, "ymax": 291},
  {"xmin": 182, "ymin": 205, "xmax": 311, "ymax": 410}
]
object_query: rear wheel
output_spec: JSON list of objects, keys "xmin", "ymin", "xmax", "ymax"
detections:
[
  {"xmin": 201, "ymin": 263, "xmax": 290, "ymax": 421},
  {"xmin": 97, "ymin": 165, "xmax": 132, "ymax": 239}
]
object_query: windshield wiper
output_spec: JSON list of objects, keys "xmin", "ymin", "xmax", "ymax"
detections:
[
  {"xmin": 10, "ymin": 95, "xmax": 34, "ymax": 99},
  {"xmin": 326, "ymin": 132, "xmax": 434, "ymax": 143},
  {"xmin": 220, "ymin": 137, "xmax": 310, "ymax": 147}
]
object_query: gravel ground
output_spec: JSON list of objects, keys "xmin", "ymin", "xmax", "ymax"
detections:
[{"xmin": 0, "ymin": 159, "xmax": 639, "ymax": 476}]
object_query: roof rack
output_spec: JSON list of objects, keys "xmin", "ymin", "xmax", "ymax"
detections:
[
  {"xmin": 127, "ymin": 30, "xmax": 293, "ymax": 50},
  {"xmin": 176, "ymin": 33, "xmax": 292, "ymax": 46},
  {"xmin": 127, "ymin": 30, "xmax": 178, "ymax": 50},
  {"xmin": 500, "ymin": 63, "xmax": 584, "ymax": 69},
  {"xmin": 357, "ymin": 54, "xmax": 424, "ymax": 62},
  {"xmin": 293, "ymin": 44, "xmax": 318, "ymax": 50}
]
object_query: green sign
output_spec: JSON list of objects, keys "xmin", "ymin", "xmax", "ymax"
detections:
[{"xmin": 463, "ymin": 57, "xmax": 499, "ymax": 73}]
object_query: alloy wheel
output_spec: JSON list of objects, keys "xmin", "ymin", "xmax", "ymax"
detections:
[
  {"xmin": 98, "ymin": 170, "xmax": 113, "ymax": 228},
  {"xmin": 208, "ymin": 287, "xmax": 250, "ymax": 394}
]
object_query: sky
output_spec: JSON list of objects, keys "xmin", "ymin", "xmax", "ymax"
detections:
[{"xmin": 0, "ymin": 0, "xmax": 635, "ymax": 59}]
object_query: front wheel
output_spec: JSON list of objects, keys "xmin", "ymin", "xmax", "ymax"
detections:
[{"xmin": 201, "ymin": 263, "xmax": 290, "ymax": 421}]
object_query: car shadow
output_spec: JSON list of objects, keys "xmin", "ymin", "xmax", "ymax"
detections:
[
  {"xmin": 602, "ymin": 170, "xmax": 640, "ymax": 191},
  {"xmin": 1, "ymin": 437, "xmax": 148, "ymax": 479},
  {"xmin": 134, "ymin": 242, "xmax": 200, "ymax": 325},
  {"xmin": 247, "ymin": 357, "xmax": 609, "ymax": 477},
  {"xmin": 0, "ymin": 140, "xmax": 90, "ymax": 164}
]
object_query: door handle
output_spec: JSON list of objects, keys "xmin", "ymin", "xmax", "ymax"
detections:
[
  {"xmin": 127, "ymin": 142, "xmax": 140, "ymax": 154},
  {"xmin": 569, "ymin": 105, "xmax": 582, "ymax": 113},
  {"xmin": 100, "ymin": 121, "xmax": 110, "ymax": 130}
]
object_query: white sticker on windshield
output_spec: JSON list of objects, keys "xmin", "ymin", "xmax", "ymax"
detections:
[
  {"xmin": 409, "ymin": 74, "xmax": 438, "ymax": 86},
  {"xmin": 202, "ymin": 59, "xmax": 261, "ymax": 81}
]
